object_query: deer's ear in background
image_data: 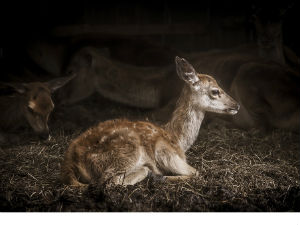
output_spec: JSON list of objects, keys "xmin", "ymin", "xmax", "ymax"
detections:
[{"xmin": 45, "ymin": 73, "xmax": 76, "ymax": 93}]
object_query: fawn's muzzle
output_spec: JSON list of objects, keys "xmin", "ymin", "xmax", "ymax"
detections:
[{"xmin": 225, "ymin": 103, "xmax": 240, "ymax": 115}]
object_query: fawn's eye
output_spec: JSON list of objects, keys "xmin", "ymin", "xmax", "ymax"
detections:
[{"xmin": 211, "ymin": 89, "xmax": 220, "ymax": 97}]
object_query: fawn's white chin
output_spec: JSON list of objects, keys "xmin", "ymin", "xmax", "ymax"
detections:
[
  {"xmin": 223, "ymin": 108, "xmax": 238, "ymax": 115},
  {"xmin": 228, "ymin": 109, "xmax": 238, "ymax": 115}
]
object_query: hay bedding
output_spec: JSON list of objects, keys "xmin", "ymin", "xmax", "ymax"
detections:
[{"xmin": 0, "ymin": 94, "xmax": 299, "ymax": 212}]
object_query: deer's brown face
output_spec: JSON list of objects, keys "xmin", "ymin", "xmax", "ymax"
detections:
[
  {"xmin": 6, "ymin": 74, "xmax": 76, "ymax": 139},
  {"xmin": 175, "ymin": 56, "xmax": 240, "ymax": 115},
  {"xmin": 24, "ymin": 83, "xmax": 54, "ymax": 139},
  {"xmin": 254, "ymin": 17, "xmax": 282, "ymax": 49}
]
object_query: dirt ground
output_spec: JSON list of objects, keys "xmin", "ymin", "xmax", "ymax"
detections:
[{"xmin": 0, "ymin": 93, "xmax": 299, "ymax": 212}]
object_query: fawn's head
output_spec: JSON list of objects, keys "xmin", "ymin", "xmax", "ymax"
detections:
[
  {"xmin": 175, "ymin": 56, "xmax": 239, "ymax": 115},
  {"xmin": 5, "ymin": 74, "xmax": 75, "ymax": 139}
]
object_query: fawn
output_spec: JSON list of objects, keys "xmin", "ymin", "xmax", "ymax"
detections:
[
  {"xmin": 0, "ymin": 74, "xmax": 75, "ymax": 141},
  {"xmin": 61, "ymin": 56, "xmax": 239, "ymax": 186}
]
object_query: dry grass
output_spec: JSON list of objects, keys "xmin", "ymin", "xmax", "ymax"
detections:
[{"xmin": 0, "ymin": 94, "xmax": 299, "ymax": 212}]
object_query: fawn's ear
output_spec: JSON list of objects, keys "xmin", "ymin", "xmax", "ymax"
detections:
[
  {"xmin": 45, "ymin": 73, "xmax": 76, "ymax": 93},
  {"xmin": 0, "ymin": 82, "xmax": 28, "ymax": 94},
  {"xmin": 175, "ymin": 56, "xmax": 199, "ymax": 85}
]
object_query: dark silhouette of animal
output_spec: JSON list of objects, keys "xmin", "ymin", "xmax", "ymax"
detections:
[{"xmin": 0, "ymin": 74, "xmax": 75, "ymax": 142}]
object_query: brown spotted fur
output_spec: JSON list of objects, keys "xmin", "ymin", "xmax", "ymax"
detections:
[{"xmin": 61, "ymin": 57, "xmax": 239, "ymax": 186}]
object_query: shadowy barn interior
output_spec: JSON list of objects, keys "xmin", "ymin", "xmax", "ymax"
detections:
[{"xmin": 0, "ymin": 0, "xmax": 299, "ymax": 211}]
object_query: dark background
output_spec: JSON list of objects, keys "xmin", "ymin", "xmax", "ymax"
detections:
[
  {"xmin": 0, "ymin": 1, "xmax": 299, "ymax": 212},
  {"xmin": 0, "ymin": 0, "xmax": 299, "ymax": 74}
]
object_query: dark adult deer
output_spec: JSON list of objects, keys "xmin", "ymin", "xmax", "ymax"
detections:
[
  {"xmin": 249, "ymin": 3, "xmax": 299, "ymax": 69},
  {"xmin": 0, "ymin": 74, "xmax": 75, "ymax": 141},
  {"xmin": 54, "ymin": 45, "xmax": 299, "ymax": 133},
  {"xmin": 61, "ymin": 57, "xmax": 239, "ymax": 186},
  {"xmin": 230, "ymin": 61, "xmax": 300, "ymax": 132},
  {"xmin": 25, "ymin": 36, "xmax": 179, "ymax": 77},
  {"xmin": 55, "ymin": 46, "xmax": 176, "ymax": 107}
]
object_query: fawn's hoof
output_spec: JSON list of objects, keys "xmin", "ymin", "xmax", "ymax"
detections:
[{"xmin": 147, "ymin": 171, "xmax": 166, "ymax": 183}]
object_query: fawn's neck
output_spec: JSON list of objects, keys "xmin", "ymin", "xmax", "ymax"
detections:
[{"xmin": 164, "ymin": 85, "xmax": 205, "ymax": 152}]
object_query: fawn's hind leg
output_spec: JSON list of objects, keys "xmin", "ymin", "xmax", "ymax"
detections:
[
  {"xmin": 104, "ymin": 166, "xmax": 150, "ymax": 186},
  {"xmin": 122, "ymin": 166, "xmax": 151, "ymax": 185}
]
